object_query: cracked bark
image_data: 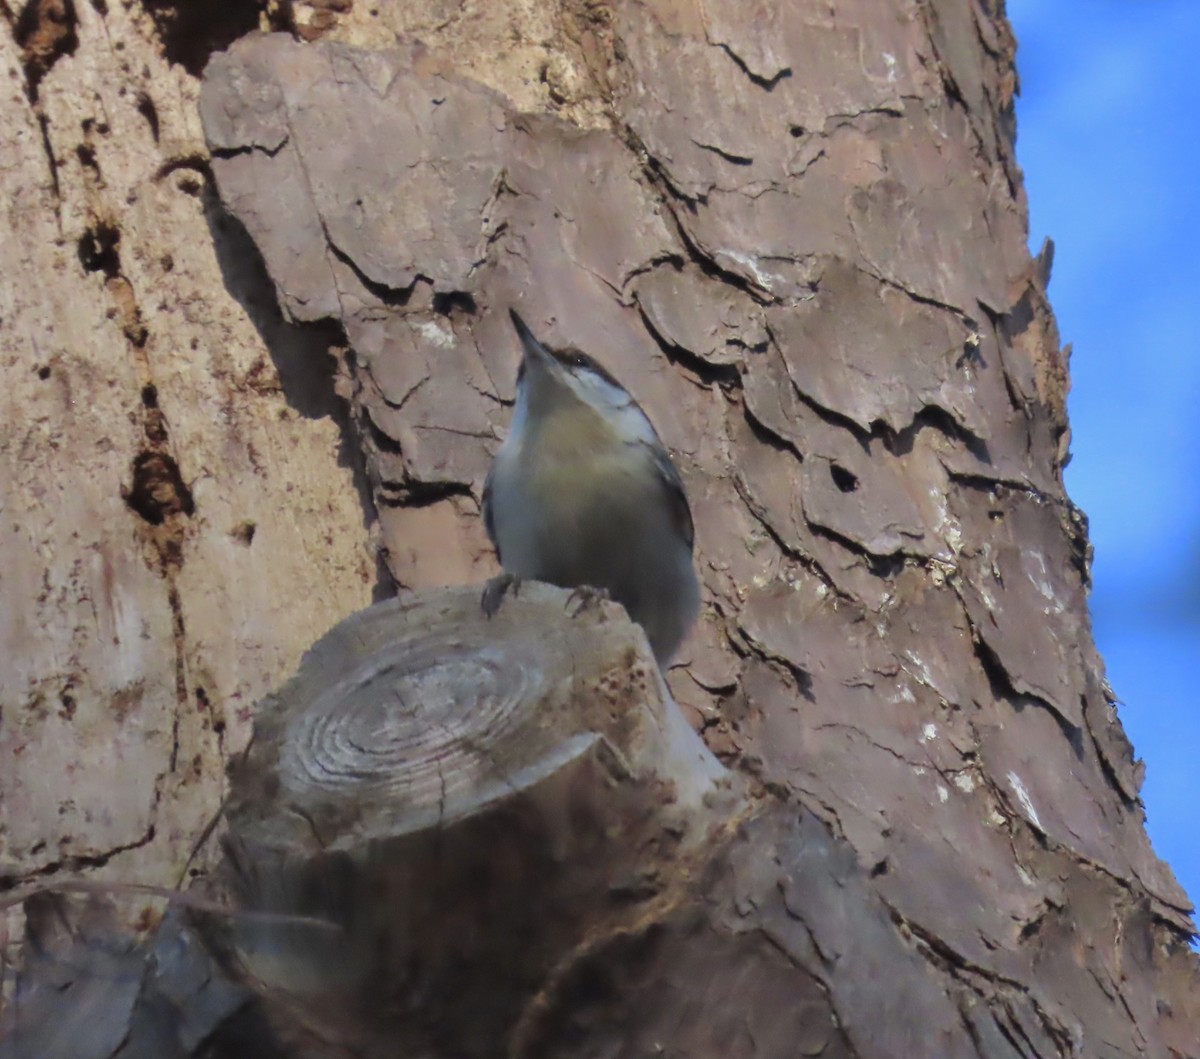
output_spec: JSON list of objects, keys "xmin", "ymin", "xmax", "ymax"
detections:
[{"xmin": 1, "ymin": 1, "xmax": 1198, "ymax": 1058}]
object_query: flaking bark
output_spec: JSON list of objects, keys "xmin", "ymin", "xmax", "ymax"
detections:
[{"xmin": 2, "ymin": 2, "xmax": 1198, "ymax": 1057}]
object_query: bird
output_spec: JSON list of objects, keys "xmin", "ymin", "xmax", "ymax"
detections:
[{"xmin": 481, "ymin": 309, "xmax": 700, "ymax": 666}]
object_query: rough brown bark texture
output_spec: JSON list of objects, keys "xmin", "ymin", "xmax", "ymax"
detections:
[{"xmin": 2, "ymin": 1, "xmax": 1198, "ymax": 1057}]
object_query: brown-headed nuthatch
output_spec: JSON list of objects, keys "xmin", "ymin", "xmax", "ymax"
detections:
[{"xmin": 482, "ymin": 310, "xmax": 700, "ymax": 665}]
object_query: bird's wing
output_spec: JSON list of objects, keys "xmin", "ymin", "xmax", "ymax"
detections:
[
  {"xmin": 616, "ymin": 387, "xmax": 695, "ymax": 553},
  {"xmin": 644, "ymin": 438, "xmax": 695, "ymax": 552}
]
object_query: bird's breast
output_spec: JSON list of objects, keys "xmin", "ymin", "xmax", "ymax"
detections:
[
  {"xmin": 487, "ymin": 404, "xmax": 699, "ymax": 662},
  {"xmin": 491, "ymin": 411, "xmax": 663, "ymax": 581}
]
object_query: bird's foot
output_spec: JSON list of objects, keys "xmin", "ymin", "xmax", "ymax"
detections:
[
  {"xmin": 566, "ymin": 584, "xmax": 611, "ymax": 617},
  {"xmin": 481, "ymin": 572, "xmax": 522, "ymax": 617}
]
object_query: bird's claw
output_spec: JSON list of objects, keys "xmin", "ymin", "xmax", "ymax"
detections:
[
  {"xmin": 481, "ymin": 573, "xmax": 522, "ymax": 617},
  {"xmin": 566, "ymin": 584, "xmax": 610, "ymax": 617}
]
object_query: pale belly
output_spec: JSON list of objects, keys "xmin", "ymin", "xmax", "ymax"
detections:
[
  {"xmin": 490, "ymin": 444, "xmax": 699, "ymax": 661},
  {"xmin": 498, "ymin": 454, "xmax": 660, "ymax": 586}
]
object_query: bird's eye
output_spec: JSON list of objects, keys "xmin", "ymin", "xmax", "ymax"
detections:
[{"xmin": 564, "ymin": 351, "xmax": 592, "ymax": 370}]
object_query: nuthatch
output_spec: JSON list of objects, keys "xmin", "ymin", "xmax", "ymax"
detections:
[{"xmin": 481, "ymin": 310, "xmax": 700, "ymax": 665}]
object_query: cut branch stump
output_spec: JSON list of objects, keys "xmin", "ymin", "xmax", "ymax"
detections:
[{"xmin": 211, "ymin": 583, "xmax": 739, "ymax": 1056}]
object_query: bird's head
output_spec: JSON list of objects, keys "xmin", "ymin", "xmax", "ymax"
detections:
[{"xmin": 508, "ymin": 309, "xmax": 635, "ymax": 423}]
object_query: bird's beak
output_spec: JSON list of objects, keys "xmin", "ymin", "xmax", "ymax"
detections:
[{"xmin": 509, "ymin": 309, "xmax": 556, "ymax": 372}]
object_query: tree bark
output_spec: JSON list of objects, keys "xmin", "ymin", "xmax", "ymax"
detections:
[{"xmin": 2, "ymin": 2, "xmax": 1198, "ymax": 1058}]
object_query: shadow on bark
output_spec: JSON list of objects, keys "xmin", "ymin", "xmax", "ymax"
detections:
[{"xmin": 203, "ymin": 192, "xmax": 393, "ymax": 602}]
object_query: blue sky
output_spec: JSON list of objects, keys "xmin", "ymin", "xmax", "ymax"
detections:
[{"xmin": 1008, "ymin": 0, "xmax": 1199, "ymax": 914}]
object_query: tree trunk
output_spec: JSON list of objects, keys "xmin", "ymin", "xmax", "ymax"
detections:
[{"xmin": 2, "ymin": 2, "xmax": 1197, "ymax": 1058}]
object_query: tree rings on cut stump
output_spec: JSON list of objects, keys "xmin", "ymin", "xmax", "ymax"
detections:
[{"xmin": 214, "ymin": 583, "xmax": 732, "ymax": 1056}]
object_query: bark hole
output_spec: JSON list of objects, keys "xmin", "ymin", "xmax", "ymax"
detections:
[
  {"xmin": 77, "ymin": 222, "xmax": 120, "ymax": 278},
  {"xmin": 122, "ymin": 451, "xmax": 195, "ymax": 526},
  {"xmin": 829, "ymin": 462, "xmax": 859, "ymax": 493},
  {"xmin": 142, "ymin": 0, "xmax": 265, "ymax": 76},
  {"xmin": 15, "ymin": 0, "xmax": 78, "ymax": 100}
]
